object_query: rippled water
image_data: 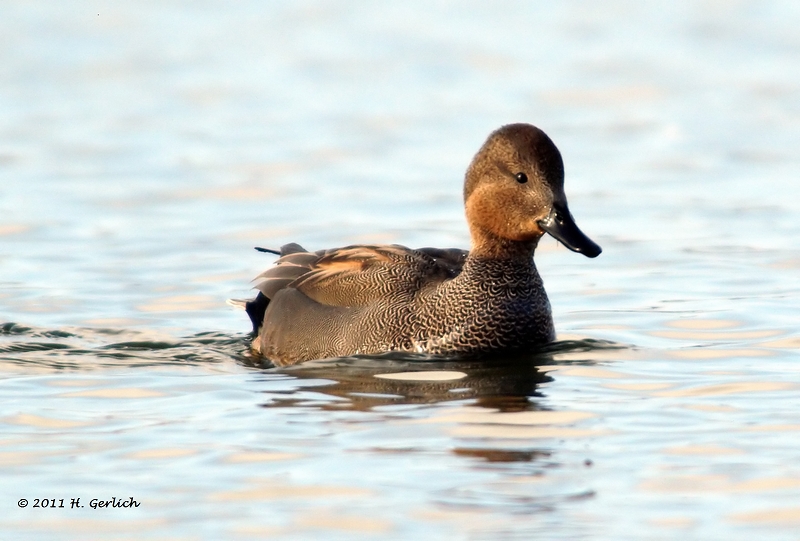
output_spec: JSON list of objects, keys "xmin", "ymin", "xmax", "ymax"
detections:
[{"xmin": 2, "ymin": 1, "xmax": 800, "ymax": 539}]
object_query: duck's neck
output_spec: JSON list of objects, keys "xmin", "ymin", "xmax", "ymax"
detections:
[
  {"xmin": 468, "ymin": 226, "xmax": 540, "ymax": 262},
  {"xmin": 454, "ymin": 229, "xmax": 548, "ymax": 322}
]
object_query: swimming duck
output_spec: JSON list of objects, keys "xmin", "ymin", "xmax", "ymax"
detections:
[{"xmin": 243, "ymin": 123, "xmax": 601, "ymax": 366}]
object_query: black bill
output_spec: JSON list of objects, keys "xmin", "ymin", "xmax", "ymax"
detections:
[{"xmin": 537, "ymin": 204, "xmax": 602, "ymax": 258}]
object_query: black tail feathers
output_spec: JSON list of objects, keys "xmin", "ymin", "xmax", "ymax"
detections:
[{"xmin": 245, "ymin": 292, "xmax": 270, "ymax": 335}]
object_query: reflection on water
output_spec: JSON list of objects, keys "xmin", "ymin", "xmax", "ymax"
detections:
[
  {"xmin": 254, "ymin": 340, "xmax": 621, "ymax": 411},
  {"xmin": 268, "ymin": 356, "xmax": 550, "ymax": 411}
]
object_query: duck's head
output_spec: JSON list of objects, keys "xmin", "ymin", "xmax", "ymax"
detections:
[{"xmin": 464, "ymin": 123, "xmax": 601, "ymax": 258}]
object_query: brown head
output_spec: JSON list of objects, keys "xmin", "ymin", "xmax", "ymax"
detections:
[{"xmin": 464, "ymin": 123, "xmax": 601, "ymax": 259}]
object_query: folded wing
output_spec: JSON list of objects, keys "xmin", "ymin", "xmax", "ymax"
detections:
[{"xmin": 255, "ymin": 243, "xmax": 467, "ymax": 308}]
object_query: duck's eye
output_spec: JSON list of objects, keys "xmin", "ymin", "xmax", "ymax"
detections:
[{"xmin": 514, "ymin": 172, "xmax": 528, "ymax": 184}]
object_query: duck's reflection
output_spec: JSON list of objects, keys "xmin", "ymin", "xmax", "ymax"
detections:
[
  {"xmin": 245, "ymin": 339, "xmax": 617, "ymax": 412},
  {"xmin": 452, "ymin": 447, "xmax": 551, "ymax": 463},
  {"xmin": 277, "ymin": 356, "xmax": 549, "ymax": 411}
]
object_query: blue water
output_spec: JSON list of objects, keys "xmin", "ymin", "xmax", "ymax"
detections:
[{"xmin": 2, "ymin": 1, "xmax": 800, "ymax": 539}]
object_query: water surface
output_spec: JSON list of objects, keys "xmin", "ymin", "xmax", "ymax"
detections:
[{"xmin": 2, "ymin": 1, "xmax": 800, "ymax": 539}]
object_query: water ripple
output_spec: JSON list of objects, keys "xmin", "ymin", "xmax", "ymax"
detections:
[{"xmin": 0, "ymin": 321, "xmax": 252, "ymax": 371}]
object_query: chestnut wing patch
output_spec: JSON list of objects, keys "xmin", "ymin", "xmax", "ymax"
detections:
[{"xmin": 254, "ymin": 244, "xmax": 466, "ymax": 308}]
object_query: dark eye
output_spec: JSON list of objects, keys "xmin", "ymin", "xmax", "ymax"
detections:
[{"xmin": 514, "ymin": 172, "xmax": 528, "ymax": 184}]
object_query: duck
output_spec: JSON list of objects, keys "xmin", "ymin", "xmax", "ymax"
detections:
[{"xmin": 242, "ymin": 123, "xmax": 601, "ymax": 366}]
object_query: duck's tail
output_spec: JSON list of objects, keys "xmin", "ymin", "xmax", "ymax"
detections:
[
  {"xmin": 231, "ymin": 243, "xmax": 308, "ymax": 336},
  {"xmin": 244, "ymin": 292, "xmax": 269, "ymax": 335},
  {"xmin": 227, "ymin": 294, "xmax": 270, "ymax": 335}
]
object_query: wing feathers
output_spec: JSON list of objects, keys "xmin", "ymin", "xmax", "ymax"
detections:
[{"xmin": 251, "ymin": 243, "xmax": 468, "ymax": 308}]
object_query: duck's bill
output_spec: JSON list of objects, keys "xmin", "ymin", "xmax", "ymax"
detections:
[{"xmin": 537, "ymin": 204, "xmax": 602, "ymax": 258}]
